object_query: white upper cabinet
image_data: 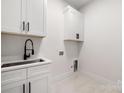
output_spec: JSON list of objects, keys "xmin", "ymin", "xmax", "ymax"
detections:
[
  {"xmin": 26, "ymin": 0, "xmax": 46, "ymax": 36},
  {"xmin": 64, "ymin": 6, "xmax": 84, "ymax": 41},
  {"xmin": 1, "ymin": 0, "xmax": 46, "ymax": 37},
  {"xmin": 2, "ymin": 0, "xmax": 22, "ymax": 33}
]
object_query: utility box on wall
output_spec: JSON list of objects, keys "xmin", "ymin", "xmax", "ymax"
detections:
[
  {"xmin": 74, "ymin": 59, "xmax": 78, "ymax": 72},
  {"xmin": 64, "ymin": 5, "xmax": 84, "ymax": 42}
]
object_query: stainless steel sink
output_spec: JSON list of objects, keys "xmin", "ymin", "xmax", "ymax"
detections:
[{"xmin": 1, "ymin": 59, "xmax": 44, "ymax": 68}]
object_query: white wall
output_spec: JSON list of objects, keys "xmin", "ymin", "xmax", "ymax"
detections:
[
  {"xmin": 79, "ymin": 0, "xmax": 122, "ymax": 82},
  {"xmin": 1, "ymin": 0, "xmax": 78, "ymax": 78},
  {"xmin": 38, "ymin": 0, "xmax": 78, "ymax": 77}
]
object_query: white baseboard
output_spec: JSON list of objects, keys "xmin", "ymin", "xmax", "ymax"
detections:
[
  {"xmin": 79, "ymin": 71, "xmax": 116, "ymax": 85},
  {"xmin": 52, "ymin": 70, "xmax": 116, "ymax": 84},
  {"xmin": 50, "ymin": 70, "xmax": 122, "ymax": 92},
  {"xmin": 80, "ymin": 71, "xmax": 122, "ymax": 92},
  {"xmin": 51, "ymin": 71, "xmax": 121, "ymax": 91},
  {"xmin": 52, "ymin": 71, "xmax": 75, "ymax": 83}
]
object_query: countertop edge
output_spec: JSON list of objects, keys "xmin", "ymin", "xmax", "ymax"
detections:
[{"xmin": 1, "ymin": 57, "xmax": 52, "ymax": 73}]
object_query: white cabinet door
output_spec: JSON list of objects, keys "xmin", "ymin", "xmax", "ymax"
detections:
[
  {"xmin": 2, "ymin": 80, "xmax": 26, "ymax": 93},
  {"xmin": 28, "ymin": 75, "xmax": 49, "ymax": 93},
  {"xmin": 1, "ymin": 0, "xmax": 22, "ymax": 33},
  {"xmin": 26, "ymin": 0, "xmax": 45, "ymax": 36},
  {"xmin": 64, "ymin": 6, "xmax": 84, "ymax": 41}
]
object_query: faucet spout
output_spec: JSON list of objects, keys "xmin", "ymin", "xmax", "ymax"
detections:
[{"xmin": 24, "ymin": 39, "xmax": 34, "ymax": 60}]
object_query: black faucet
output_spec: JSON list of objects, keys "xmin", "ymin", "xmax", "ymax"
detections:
[{"xmin": 24, "ymin": 39, "xmax": 34, "ymax": 60}]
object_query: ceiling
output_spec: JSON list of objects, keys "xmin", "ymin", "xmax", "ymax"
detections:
[{"xmin": 64, "ymin": 0, "xmax": 92, "ymax": 9}]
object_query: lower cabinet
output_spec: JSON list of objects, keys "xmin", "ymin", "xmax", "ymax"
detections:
[
  {"xmin": 28, "ymin": 75, "xmax": 48, "ymax": 93},
  {"xmin": 1, "ymin": 65, "xmax": 50, "ymax": 93},
  {"xmin": 2, "ymin": 80, "xmax": 26, "ymax": 93}
]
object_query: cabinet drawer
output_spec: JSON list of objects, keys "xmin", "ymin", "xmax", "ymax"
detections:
[
  {"xmin": 28, "ymin": 65, "xmax": 49, "ymax": 78},
  {"xmin": 1, "ymin": 69, "xmax": 26, "ymax": 85}
]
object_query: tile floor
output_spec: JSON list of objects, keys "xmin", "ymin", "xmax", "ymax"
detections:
[{"xmin": 51, "ymin": 74, "xmax": 121, "ymax": 93}]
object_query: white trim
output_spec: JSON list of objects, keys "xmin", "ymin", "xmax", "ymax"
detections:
[
  {"xmin": 1, "ymin": 31, "xmax": 46, "ymax": 38},
  {"xmin": 52, "ymin": 71, "xmax": 74, "ymax": 83},
  {"xmin": 79, "ymin": 71, "xmax": 117, "ymax": 85},
  {"xmin": 43, "ymin": 0, "xmax": 47, "ymax": 36},
  {"xmin": 79, "ymin": 71, "xmax": 122, "ymax": 91}
]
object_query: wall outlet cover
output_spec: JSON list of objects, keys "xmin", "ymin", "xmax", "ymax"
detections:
[{"xmin": 59, "ymin": 51, "xmax": 64, "ymax": 56}]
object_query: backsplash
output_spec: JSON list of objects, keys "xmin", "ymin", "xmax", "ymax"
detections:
[{"xmin": 1, "ymin": 34, "xmax": 41, "ymax": 62}]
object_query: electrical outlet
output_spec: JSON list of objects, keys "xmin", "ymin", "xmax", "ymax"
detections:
[{"xmin": 59, "ymin": 51, "xmax": 64, "ymax": 56}]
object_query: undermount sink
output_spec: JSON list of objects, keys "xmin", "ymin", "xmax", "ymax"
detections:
[{"xmin": 1, "ymin": 59, "xmax": 44, "ymax": 68}]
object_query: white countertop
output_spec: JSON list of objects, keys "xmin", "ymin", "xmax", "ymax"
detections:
[{"xmin": 1, "ymin": 57, "xmax": 51, "ymax": 72}]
